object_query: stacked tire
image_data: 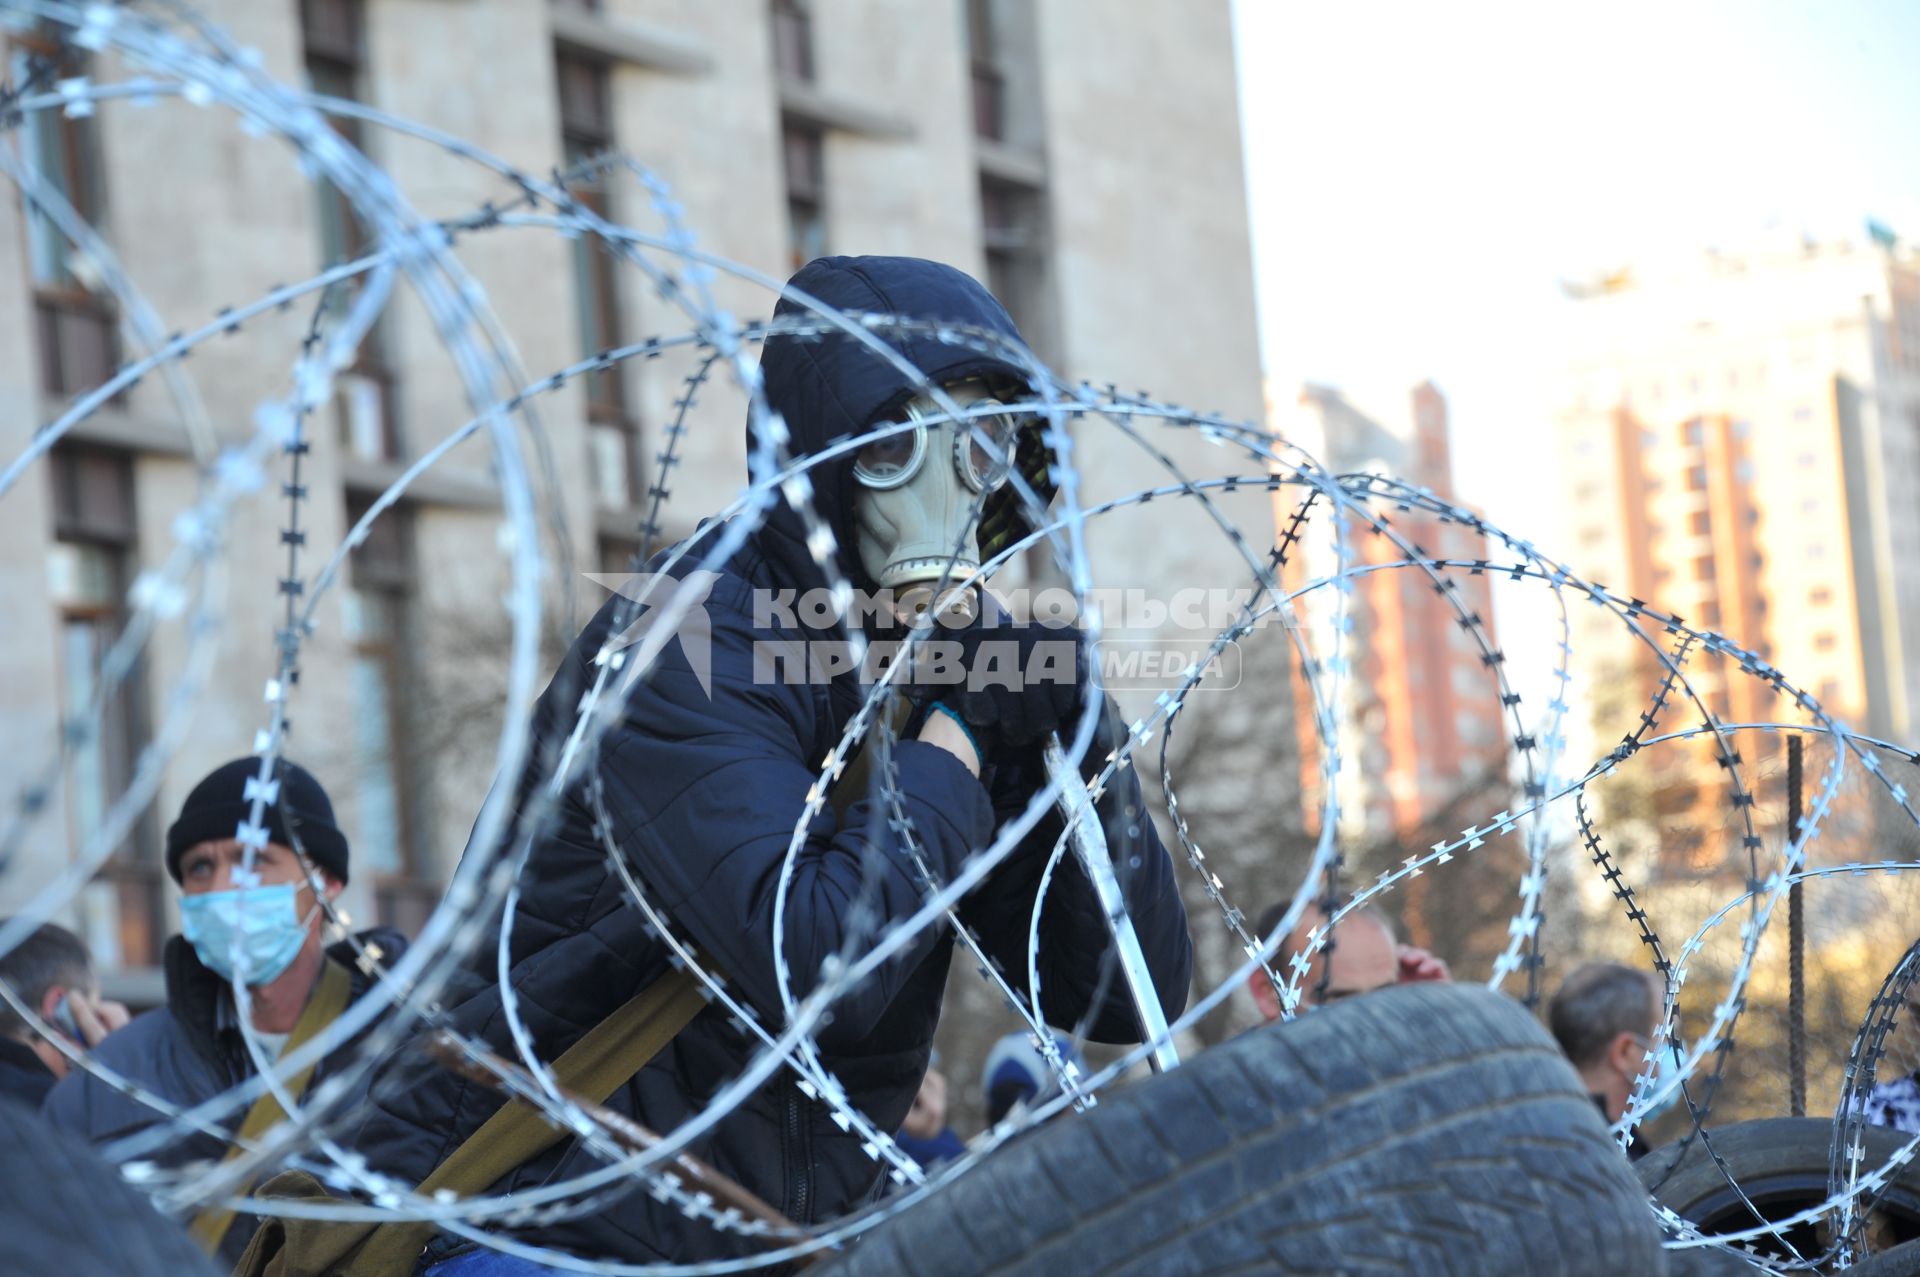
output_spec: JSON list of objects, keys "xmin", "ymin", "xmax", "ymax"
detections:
[{"xmin": 819, "ymin": 983, "xmax": 1668, "ymax": 1276}]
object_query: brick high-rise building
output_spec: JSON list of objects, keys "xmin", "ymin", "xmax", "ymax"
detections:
[
  {"xmin": 1552, "ymin": 229, "xmax": 1920, "ymax": 867},
  {"xmin": 1277, "ymin": 380, "xmax": 1510, "ymax": 839},
  {"xmin": 1555, "ymin": 232, "xmax": 1920, "ymax": 740}
]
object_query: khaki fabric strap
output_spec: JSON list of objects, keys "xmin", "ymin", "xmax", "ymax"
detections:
[
  {"xmin": 189, "ymin": 956, "xmax": 355, "ymax": 1255},
  {"xmin": 342, "ymin": 964, "xmax": 709, "ymax": 1276},
  {"xmin": 831, "ymin": 698, "xmax": 917, "ymax": 821}
]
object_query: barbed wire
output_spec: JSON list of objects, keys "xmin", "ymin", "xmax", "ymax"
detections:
[{"xmin": 2, "ymin": 3, "xmax": 1918, "ymax": 1272}]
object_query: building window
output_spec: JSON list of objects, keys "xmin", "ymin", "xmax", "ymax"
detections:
[
  {"xmin": 965, "ymin": 0, "xmax": 1005, "ymax": 141},
  {"xmin": 782, "ymin": 120, "xmax": 827, "ymax": 270},
  {"xmin": 556, "ymin": 51, "xmax": 639, "ymax": 507},
  {"xmin": 1793, "ymin": 405, "xmax": 1813, "ymax": 423},
  {"xmin": 344, "ymin": 496, "xmax": 435, "ymax": 933},
  {"xmin": 1682, "ymin": 419, "xmax": 1704, "ymax": 447},
  {"xmin": 770, "ymin": 0, "xmax": 814, "ymax": 82},
  {"xmin": 47, "ymin": 447, "xmax": 161, "ymax": 969},
  {"xmin": 1819, "ymin": 679, "xmax": 1841, "ymax": 705},
  {"xmin": 1810, "ymin": 586, "xmax": 1832, "ymax": 606},
  {"xmin": 1690, "ymin": 510, "xmax": 1712, "ymax": 536},
  {"xmin": 1697, "ymin": 601, "xmax": 1721, "ymax": 629},
  {"xmin": 1693, "ymin": 555, "xmax": 1716, "ymax": 582},
  {"xmin": 980, "ymin": 176, "xmax": 1049, "ymax": 345},
  {"xmin": 1814, "ymin": 633, "xmax": 1836, "ymax": 652},
  {"xmin": 1685, "ymin": 465, "xmax": 1708, "ymax": 492},
  {"xmin": 598, "ymin": 533, "xmax": 641, "ymax": 573},
  {"xmin": 302, "ymin": 0, "xmax": 401, "ymax": 462},
  {"xmin": 12, "ymin": 33, "xmax": 119, "ymax": 400}
]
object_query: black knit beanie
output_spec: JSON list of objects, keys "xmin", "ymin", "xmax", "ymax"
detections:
[{"xmin": 164, "ymin": 757, "xmax": 350, "ymax": 885}]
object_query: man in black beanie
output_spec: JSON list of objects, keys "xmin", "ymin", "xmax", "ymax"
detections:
[{"xmin": 43, "ymin": 756, "xmax": 409, "ymax": 1267}]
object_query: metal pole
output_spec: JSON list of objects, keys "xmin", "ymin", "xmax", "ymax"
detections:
[
  {"xmin": 1044, "ymin": 735, "xmax": 1181, "ymax": 1072},
  {"xmin": 1787, "ymin": 734, "xmax": 1806, "ymax": 1119}
]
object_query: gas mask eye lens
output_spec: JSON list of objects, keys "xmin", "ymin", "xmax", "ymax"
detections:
[
  {"xmin": 957, "ymin": 406, "xmax": 1018, "ymax": 493},
  {"xmin": 853, "ymin": 423, "xmax": 925, "ymax": 489}
]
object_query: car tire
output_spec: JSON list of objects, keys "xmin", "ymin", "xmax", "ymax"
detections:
[{"xmin": 817, "ymin": 982, "xmax": 1665, "ymax": 1277}]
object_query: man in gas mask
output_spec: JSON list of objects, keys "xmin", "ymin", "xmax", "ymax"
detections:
[
  {"xmin": 347, "ymin": 255, "xmax": 1193, "ymax": 1273},
  {"xmin": 43, "ymin": 757, "xmax": 410, "ymax": 1266}
]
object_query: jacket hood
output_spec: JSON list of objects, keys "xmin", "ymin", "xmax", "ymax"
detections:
[{"xmin": 749, "ymin": 255, "xmax": 1058, "ymax": 600}]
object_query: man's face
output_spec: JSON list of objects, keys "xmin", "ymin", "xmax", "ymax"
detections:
[
  {"xmin": 178, "ymin": 838, "xmax": 311, "ymax": 896},
  {"xmin": 902, "ymin": 1067, "xmax": 948, "ymax": 1139},
  {"xmin": 1292, "ymin": 913, "xmax": 1399, "ymax": 1007}
]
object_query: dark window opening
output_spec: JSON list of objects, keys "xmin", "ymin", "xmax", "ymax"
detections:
[
  {"xmin": 966, "ymin": 0, "xmax": 1005, "ymax": 140},
  {"xmin": 344, "ymin": 495, "xmax": 435, "ymax": 931},
  {"xmin": 782, "ymin": 120, "xmax": 827, "ymax": 271},
  {"xmin": 48, "ymin": 446, "xmax": 161, "ymax": 969},
  {"xmin": 981, "ymin": 176, "xmax": 1046, "ymax": 346},
  {"xmin": 301, "ymin": 0, "xmax": 401, "ymax": 460},
  {"xmin": 12, "ymin": 32, "xmax": 120, "ymax": 400},
  {"xmin": 557, "ymin": 52, "xmax": 639, "ymax": 505},
  {"xmin": 771, "ymin": 0, "xmax": 814, "ymax": 81}
]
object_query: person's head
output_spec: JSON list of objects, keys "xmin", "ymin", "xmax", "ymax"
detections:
[
  {"xmin": 1247, "ymin": 897, "xmax": 1400, "ymax": 1021},
  {"xmin": 982, "ymin": 1030, "xmax": 1083, "ymax": 1126},
  {"xmin": 752, "ymin": 257, "xmax": 1053, "ymax": 623},
  {"xmin": 0, "ymin": 920, "xmax": 99, "ymax": 1078},
  {"xmin": 165, "ymin": 758, "xmax": 348, "ymax": 988},
  {"xmin": 1547, "ymin": 961, "xmax": 1661, "ymax": 1124},
  {"xmin": 901, "ymin": 1066, "xmax": 949, "ymax": 1140}
]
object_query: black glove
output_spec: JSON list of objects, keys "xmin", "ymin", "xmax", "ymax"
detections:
[{"xmin": 908, "ymin": 617, "xmax": 1093, "ymax": 759}]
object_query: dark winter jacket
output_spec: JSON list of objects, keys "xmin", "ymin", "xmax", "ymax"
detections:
[
  {"xmin": 0, "ymin": 1098, "xmax": 222, "ymax": 1277},
  {"xmin": 41, "ymin": 927, "xmax": 410, "ymax": 1268},
  {"xmin": 346, "ymin": 256, "xmax": 1194, "ymax": 1269},
  {"xmin": 0, "ymin": 1035, "xmax": 57, "ymax": 1108}
]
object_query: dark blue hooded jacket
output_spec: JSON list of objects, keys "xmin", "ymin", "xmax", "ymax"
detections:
[{"xmin": 348, "ymin": 256, "xmax": 1192, "ymax": 1267}]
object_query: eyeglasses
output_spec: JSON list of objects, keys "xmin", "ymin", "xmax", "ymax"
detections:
[{"xmin": 853, "ymin": 397, "xmax": 1021, "ymax": 494}]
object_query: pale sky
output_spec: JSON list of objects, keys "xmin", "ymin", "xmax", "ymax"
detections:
[{"xmin": 1233, "ymin": 0, "xmax": 1920, "ymax": 705}]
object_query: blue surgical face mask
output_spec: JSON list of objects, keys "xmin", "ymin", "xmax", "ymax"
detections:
[{"xmin": 180, "ymin": 882, "xmax": 314, "ymax": 986}]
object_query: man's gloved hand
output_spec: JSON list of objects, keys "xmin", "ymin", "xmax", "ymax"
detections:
[{"xmin": 909, "ymin": 616, "xmax": 1094, "ymax": 760}]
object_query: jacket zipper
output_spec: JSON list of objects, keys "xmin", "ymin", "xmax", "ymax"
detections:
[{"xmin": 782, "ymin": 1086, "xmax": 813, "ymax": 1223}]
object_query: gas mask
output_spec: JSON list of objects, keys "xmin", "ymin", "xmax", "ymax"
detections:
[{"xmin": 853, "ymin": 380, "xmax": 1021, "ymax": 622}]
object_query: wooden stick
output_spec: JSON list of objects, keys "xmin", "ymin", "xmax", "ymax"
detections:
[{"xmin": 425, "ymin": 1032, "xmax": 818, "ymax": 1262}]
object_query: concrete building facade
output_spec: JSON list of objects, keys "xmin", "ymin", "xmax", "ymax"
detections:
[
  {"xmin": 0, "ymin": 0, "xmax": 1272, "ymax": 993},
  {"xmin": 1277, "ymin": 380, "xmax": 1509, "ymax": 839}
]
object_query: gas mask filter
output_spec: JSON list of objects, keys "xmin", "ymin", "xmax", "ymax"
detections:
[{"xmin": 853, "ymin": 380, "xmax": 1021, "ymax": 623}]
